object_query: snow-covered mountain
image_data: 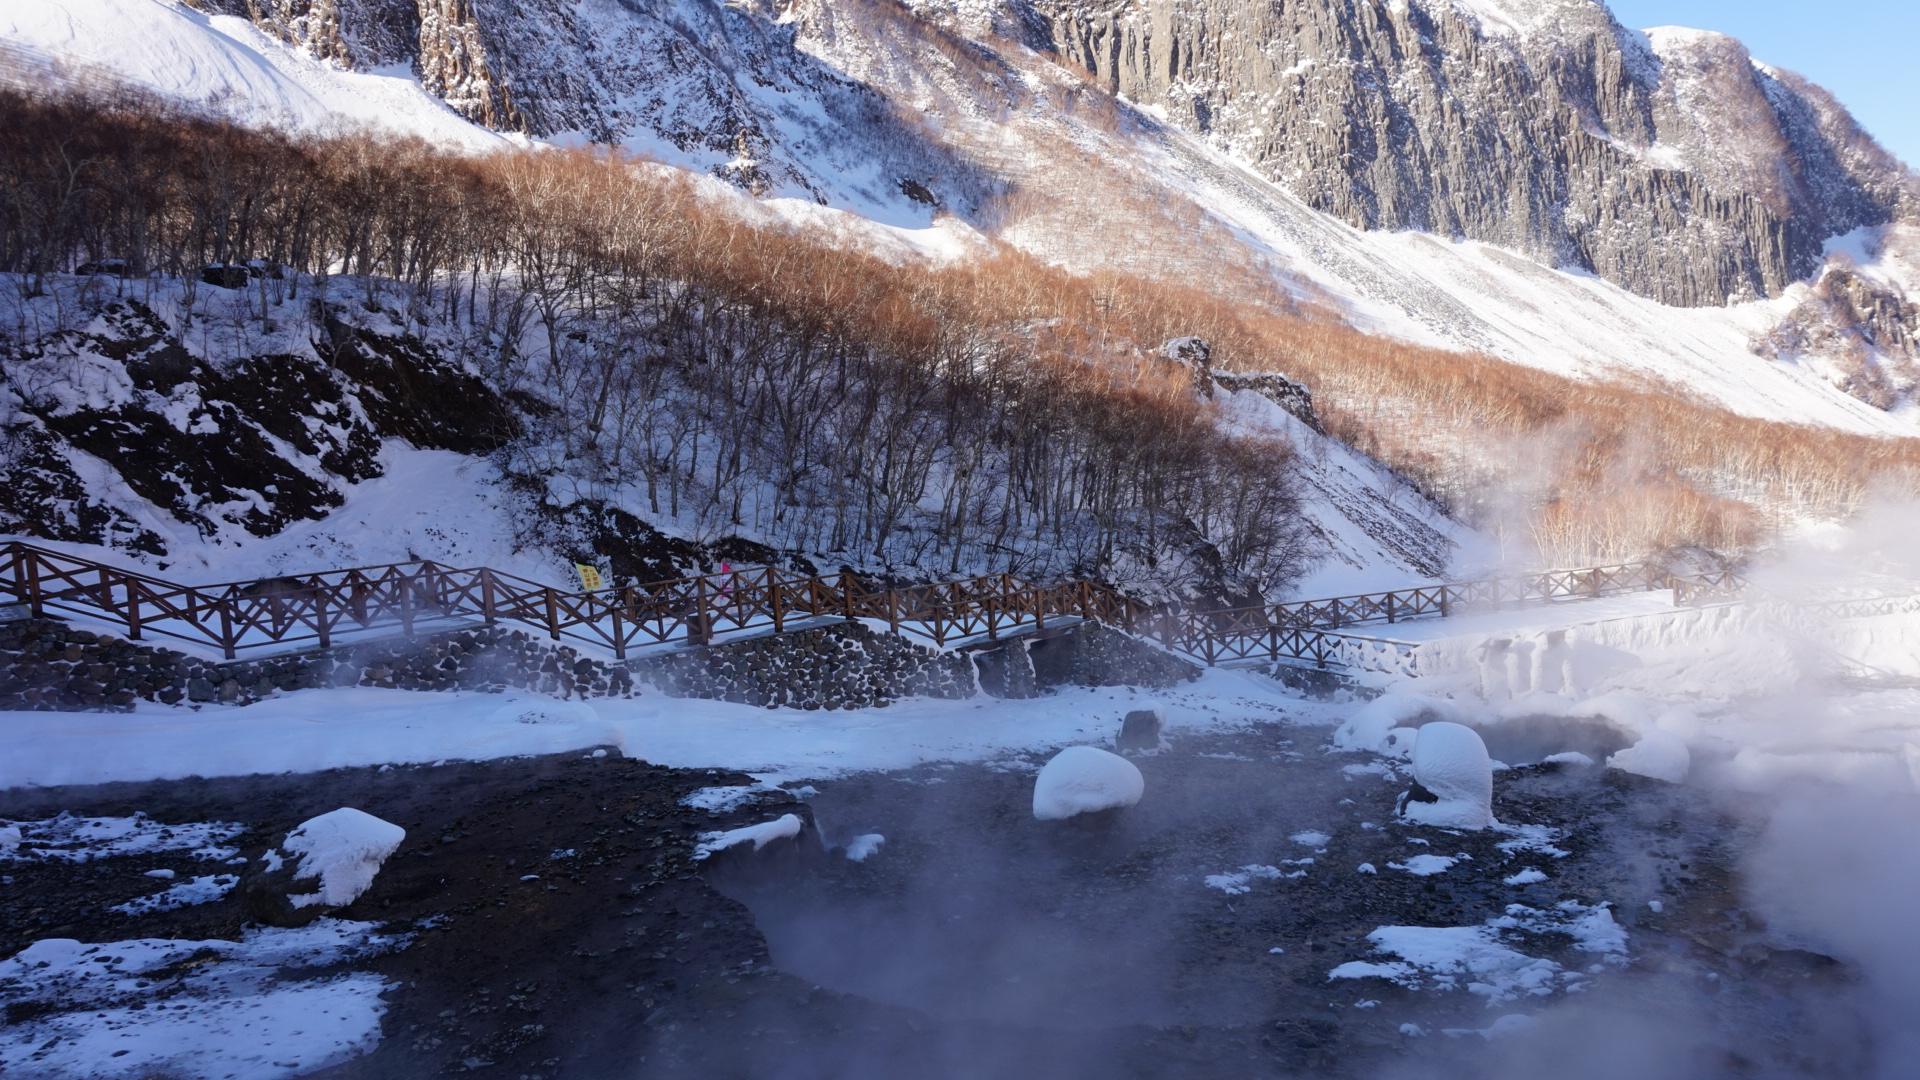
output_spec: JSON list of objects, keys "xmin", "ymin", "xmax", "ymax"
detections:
[
  {"xmin": 1042, "ymin": 0, "xmax": 1914, "ymax": 306},
  {"xmin": 6, "ymin": 0, "xmax": 1914, "ymax": 426},
  {"xmin": 3, "ymin": 0, "xmax": 1918, "ymax": 595}
]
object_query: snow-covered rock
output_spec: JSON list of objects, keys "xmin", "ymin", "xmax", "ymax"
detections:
[
  {"xmin": 243, "ymin": 809, "xmax": 404, "ymax": 928},
  {"xmin": 1398, "ymin": 722, "xmax": 1496, "ymax": 830},
  {"xmin": 694, "ymin": 814, "xmax": 805, "ymax": 861},
  {"xmin": 0, "ymin": 824, "xmax": 19, "ymax": 853},
  {"xmin": 1032, "ymin": 746, "xmax": 1145, "ymax": 821},
  {"xmin": 1333, "ymin": 694, "xmax": 1463, "ymax": 754},
  {"xmin": 1607, "ymin": 731, "xmax": 1691, "ymax": 783},
  {"xmin": 844, "ymin": 834, "xmax": 886, "ymax": 862},
  {"xmin": 284, "ymin": 809, "xmax": 406, "ymax": 909}
]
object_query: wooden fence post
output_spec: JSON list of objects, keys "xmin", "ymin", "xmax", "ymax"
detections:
[
  {"xmin": 399, "ymin": 573, "xmax": 415, "ymax": 638},
  {"xmin": 1386, "ymin": 593, "xmax": 1397, "ymax": 624},
  {"xmin": 481, "ymin": 569, "xmax": 497, "ymax": 625},
  {"xmin": 692, "ymin": 577, "xmax": 710, "ymax": 645},
  {"xmin": 315, "ymin": 589, "xmax": 330, "ymax": 649},
  {"xmin": 126, "ymin": 578, "xmax": 143, "ymax": 640},
  {"xmin": 769, "ymin": 567, "xmax": 783, "ymax": 634},
  {"xmin": 22, "ymin": 548, "xmax": 42, "ymax": 618},
  {"xmin": 610, "ymin": 599, "xmax": 626, "ymax": 660},
  {"xmin": 217, "ymin": 598, "xmax": 236, "ymax": 660},
  {"xmin": 886, "ymin": 589, "xmax": 900, "ymax": 637}
]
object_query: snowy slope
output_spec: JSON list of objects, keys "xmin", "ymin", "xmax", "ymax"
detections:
[
  {"xmin": 8, "ymin": 0, "xmax": 1913, "ymax": 438},
  {"xmin": 0, "ymin": 0, "xmax": 501, "ymax": 148},
  {"xmin": 1138, "ymin": 134, "xmax": 1920, "ymax": 435},
  {"xmin": 9, "ymin": 0, "xmax": 1920, "ymax": 595}
]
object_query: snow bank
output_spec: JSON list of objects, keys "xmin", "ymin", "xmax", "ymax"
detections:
[
  {"xmin": 1328, "ymin": 901, "xmax": 1625, "ymax": 1005},
  {"xmin": 112, "ymin": 873, "xmax": 241, "ymax": 916},
  {"xmin": 1329, "ymin": 925, "xmax": 1560, "ymax": 1004},
  {"xmin": 283, "ymin": 809, "xmax": 406, "ymax": 910},
  {"xmin": 0, "ymin": 919, "xmax": 404, "ymax": 1078},
  {"xmin": 694, "ymin": 814, "xmax": 804, "ymax": 860},
  {"xmin": 1205, "ymin": 864, "xmax": 1297, "ymax": 894},
  {"xmin": 1388, "ymin": 853, "xmax": 1462, "ymax": 876},
  {"xmin": 1606, "ymin": 731, "xmax": 1691, "ymax": 783},
  {"xmin": 1333, "ymin": 694, "xmax": 1466, "ymax": 754},
  {"xmin": 0, "ymin": 671, "xmax": 1294, "ymax": 791},
  {"xmin": 1032, "ymin": 746, "xmax": 1145, "ymax": 821},
  {"xmin": 0, "ymin": 813, "xmax": 243, "ymax": 863},
  {"xmin": 1400, "ymin": 722, "xmax": 1495, "ymax": 830},
  {"xmin": 844, "ymin": 834, "xmax": 885, "ymax": 862},
  {"xmin": 682, "ymin": 783, "xmax": 784, "ymax": 813}
]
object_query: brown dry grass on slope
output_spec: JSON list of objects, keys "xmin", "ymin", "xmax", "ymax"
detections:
[{"xmin": 5, "ymin": 84, "xmax": 1918, "ymax": 570}]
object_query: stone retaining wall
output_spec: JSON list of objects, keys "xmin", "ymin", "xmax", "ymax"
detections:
[
  {"xmin": 0, "ymin": 614, "xmax": 1183, "ymax": 714},
  {"xmin": 0, "ymin": 619, "xmax": 638, "ymax": 711},
  {"xmin": 631, "ymin": 621, "xmax": 975, "ymax": 709}
]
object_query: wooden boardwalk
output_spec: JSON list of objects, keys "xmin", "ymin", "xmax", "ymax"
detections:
[{"xmin": 0, "ymin": 541, "xmax": 1677, "ymax": 672}]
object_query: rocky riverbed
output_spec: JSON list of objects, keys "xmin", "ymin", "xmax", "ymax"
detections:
[{"xmin": 0, "ymin": 719, "xmax": 1870, "ymax": 1078}]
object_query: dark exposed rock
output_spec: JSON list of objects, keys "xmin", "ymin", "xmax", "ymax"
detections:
[
  {"xmin": 1, "ymin": 300, "xmax": 517, "ymax": 552},
  {"xmin": 1117, "ymin": 708, "xmax": 1163, "ymax": 752},
  {"xmin": 970, "ymin": 637, "xmax": 1039, "ymax": 699},
  {"xmin": 1025, "ymin": 621, "xmax": 1200, "ymax": 690},
  {"xmin": 632, "ymin": 620, "xmax": 976, "ymax": 710}
]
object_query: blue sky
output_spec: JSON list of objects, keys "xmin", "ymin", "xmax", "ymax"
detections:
[{"xmin": 1606, "ymin": 1, "xmax": 1918, "ymax": 168}]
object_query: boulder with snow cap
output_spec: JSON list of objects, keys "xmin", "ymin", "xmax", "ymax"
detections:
[
  {"xmin": 243, "ymin": 808, "xmax": 405, "ymax": 927},
  {"xmin": 1033, "ymin": 746, "xmax": 1145, "ymax": 821},
  {"xmin": 1397, "ymin": 722, "xmax": 1496, "ymax": 830}
]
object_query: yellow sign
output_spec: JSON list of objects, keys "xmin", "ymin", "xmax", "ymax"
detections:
[{"xmin": 575, "ymin": 563, "xmax": 605, "ymax": 591}]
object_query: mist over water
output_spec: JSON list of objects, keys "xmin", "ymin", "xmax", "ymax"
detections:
[{"xmin": 691, "ymin": 505, "xmax": 1920, "ymax": 1079}]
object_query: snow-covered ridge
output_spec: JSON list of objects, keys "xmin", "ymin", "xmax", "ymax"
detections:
[
  {"xmin": 6, "ymin": 0, "xmax": 1916, "ymax": 436},
  {"xmin": 0, "ymin": 0, "xmax": 499, "ymax": 148}
]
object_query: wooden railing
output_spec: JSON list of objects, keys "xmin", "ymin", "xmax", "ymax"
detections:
[
  {"xmin": 1671, "ymin": 569, "xmax": 1749, "ymax": 606},
  {"xmin": 0, "ymin": 540, "xmax": 1670, "ymax": 671}
]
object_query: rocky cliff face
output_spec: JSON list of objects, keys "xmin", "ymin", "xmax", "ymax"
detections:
[
  {"xmin": 186, "ymin": 0, "xmax": 989, "ymax": 214},
  {"xmin": 1032, "ymin": 0, "xmax": 1915, "ymax": 306}
]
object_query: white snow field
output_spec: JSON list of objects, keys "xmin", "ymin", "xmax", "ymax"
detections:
[
  {"xmin": 1328, "ymin": 900, "xmax": 1627, "ymax": 1006},
  {"xmin": 0, "ymin": 920, "xmax": 409, "ymax": 1079},
  {"xmin": 1031, "ymin": 745, "xmax": 1147, "ymax": 820},
  {"xmin": 0, "ymin": 812, "xmax": 243, "ymax": 862},
  {"xmin": 0, "ymin": 0, "xmax": 501, "ymax": 149},
  {"xmin": 0, "ymin": 668, "xmax": 1303, "ymax": 790},
  {"xmin": 283, "ymin": 808, "xmax": 407, "ymax": 909},
  {"xmin": 1143, "ymin": 129, "xmax": 1920, "ymax": 436}
]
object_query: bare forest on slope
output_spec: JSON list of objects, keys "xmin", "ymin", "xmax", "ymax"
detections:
[{"xmin": 5, "ymin": 87, "xmax": 1918, "ymax": 587}]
